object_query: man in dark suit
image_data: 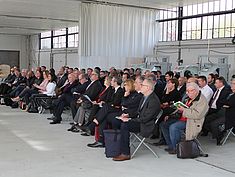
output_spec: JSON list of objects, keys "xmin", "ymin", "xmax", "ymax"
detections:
[
  {"xmin": 49, "ymin": 73, "xmax": 79, "ymax": 124},
  {"xmin": 57, "ymin": 67, "xmax": 68, "ymax": 88},
  {"xmin": 112, "ymin": 78, "xmax": 161, "ymax": 161},
  {"xmin": 202, "ymin": 76, "xmax": 231, "ymax": 142},
  {"xmin": 87, "ymin": 76, "xmax": 124, "ymax": 147}
]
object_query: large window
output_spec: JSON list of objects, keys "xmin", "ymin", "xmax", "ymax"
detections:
[
  {"xmin": 158, "ymin": 0, "xmax": 235, "ymax": 42},
  {"xmin": 159, "ymin": 8, "xmax": 178, "ymax": 42},
  {"xmin": 39, "ymin": 26, "xmax": 79, "ymax": 49}
]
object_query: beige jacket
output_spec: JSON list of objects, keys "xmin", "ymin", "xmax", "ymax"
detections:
[{"xmin": 183, "ymin": 92, "xmax": 209, "ymax": 140}]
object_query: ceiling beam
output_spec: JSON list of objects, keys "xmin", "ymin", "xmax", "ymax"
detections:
[
  {"xmin": 77, "ymin": 0, "xmax": 176, "ymax": 12},
  {"xmin": 0, "ymin": 14, "xmax": 79, "ymax": 23}
]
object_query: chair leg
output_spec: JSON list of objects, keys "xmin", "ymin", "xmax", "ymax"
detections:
[
  {"xmin": 131, "ymin": 138, "xmax": 145, "ymax": 158},
  {"xmin": 142, "ymin": 141, "xmax": 159, "ymax": 158},
  {"xmin": 221, "ymin": 128, "xmax": 233, "ymax": 145},
  {"xmin": 130, "ymin": 134, "xmax": 138, "ymax": 148},
  {"xmin": 131, "ymin": 136, "xmax": 159, "ymax": 159},
  {"xmin": 194, "ymin": 138, "xmax": 206, "ymax": 154}
]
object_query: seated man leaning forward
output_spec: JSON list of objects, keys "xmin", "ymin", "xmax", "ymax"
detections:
[
  {"xmin": 112, "ymin": 78, "xmax": 161, "ymax": 161},
  {"xmin": 160, "ymin": 82, "xmax": 209, "ymax": 154}
]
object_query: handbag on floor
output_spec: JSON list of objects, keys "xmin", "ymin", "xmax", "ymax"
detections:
[
  {"xmin": 176, "ymin": 139, "xmax": 208, "ymax": 159},
  {"xmin": 103, "ymin": 129, "xmax": 121, "ymax": 158}
]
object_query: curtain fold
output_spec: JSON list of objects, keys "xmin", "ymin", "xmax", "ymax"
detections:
[{"xmin": 79, "ymin": 3, "xmax": 159, "ymax": 69}]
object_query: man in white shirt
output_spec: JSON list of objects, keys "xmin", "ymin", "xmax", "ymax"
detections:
[{"xmin": 197, "ymin": 76, "xmax": 214, "ymax": 103}]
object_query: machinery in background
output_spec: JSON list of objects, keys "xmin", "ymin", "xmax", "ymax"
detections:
[
  {"xmin": 174, "ymin": 55, "xmax": 230, "ymax": 81},
  {"xmin": 132, "ymin": 55, "xmax": 172, "ymax": 74}
]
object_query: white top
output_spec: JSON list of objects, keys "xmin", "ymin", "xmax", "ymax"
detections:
[
  {"xmin": 200, "ymin": 84, "xmax": 214, "ymax": 103},
  {"xmin": 43, "ymin": 82, "xmax": 56, "ymax": 96},
  {"xmin": 211, "ymin": 86, "xmax": 225, "ymax": 109},
  {"xmin": 114, "ymin": 86, "xmax": 121, "ymax": 93}
]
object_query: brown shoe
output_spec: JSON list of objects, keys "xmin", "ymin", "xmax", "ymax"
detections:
[
  {"xmin": 168, "ymin": 149, "xmax": 176, "ymax": 155},
  {"xmin": 113, "ymin": 154, "xmax": 130, "ymax": 161}
]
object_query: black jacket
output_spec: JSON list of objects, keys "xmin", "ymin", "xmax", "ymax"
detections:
[
  {"xmin": 57, "ymin": 73, "xmax": 68, "ymax": 88},
  {"xmin": 84, "ymin": 80, "xmax": 103, "ymax": 101},
  {"xmin": 122, "ymin": 91, "xmax": 143, "ymax": 115},
  {"xmin": 178, "ymin": 84, "xmax": 186, "ymax": 98},
  {"xmin": 224, "ymin": 93, "xmax": 235, "ymax": 129},
  {"xmin": 161, "ymin": 88, "xmax": 181, "ymax": 104},
  {"xmin": 98, "ymin": 86, "xmax": 114, "ymax": 103},
  {"xmin": 4, "ymin": 73, "xmax": 15, "ymax": 83},
  {"xmin": 108, "ymin": 87, "xmax": 124, "ymax": 107},
  {"xmin": 209, "ymin": 87, "xmax": 231, "ymax": 110}
]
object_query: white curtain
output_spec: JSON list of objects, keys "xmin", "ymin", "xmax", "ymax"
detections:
[{"xmin": 79, "ymin": 3, "xmax": 159, "ymax": 69}]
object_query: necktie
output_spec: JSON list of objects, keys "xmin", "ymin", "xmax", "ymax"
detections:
[{"xmin": 209, "ymin": 89, "xmax": 219, "ymax": 107}]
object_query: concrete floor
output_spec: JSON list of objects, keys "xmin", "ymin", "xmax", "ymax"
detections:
[{"xmin": 0, "ymin": 105, "xmax": 235, "ymax": 177}]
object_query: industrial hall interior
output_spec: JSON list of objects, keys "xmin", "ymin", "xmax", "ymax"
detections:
[{"xmin": 0, "ymin": 0, "xmax": 235, "ymax": 177}]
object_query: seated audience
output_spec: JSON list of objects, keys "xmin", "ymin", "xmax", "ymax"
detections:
[
  {"xmin": 84, "ymin": 76, "xmax": 124, "ymax": 141},
  {"xmin": 87, "ymin": 78, "xmax": 143, "ymax": 148},
  {"xmin": 68, "ymin": 76, "xmax": 113, "ymax": 132},
  {"xmin": 28, "ymin": 73, "xmax": 57, "ymax": 113}
]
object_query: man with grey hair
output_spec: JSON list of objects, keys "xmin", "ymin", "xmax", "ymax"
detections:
[
  {"xmin": 112, "ymin": 78, "xmax": 161, "ymax": 161},
  {"xmin": 160, "ymin": 82, "xmax": 208, "ymax": 154}
]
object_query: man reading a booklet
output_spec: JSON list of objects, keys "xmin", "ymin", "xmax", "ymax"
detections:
[{"xmin": 160, "ymin": 82, "xmax": 209, "ymax": 154}]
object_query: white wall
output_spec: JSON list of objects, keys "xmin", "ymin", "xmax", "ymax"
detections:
[
  {"xmin": 0, "ymin": 34, "xmax": 28, "ymax": 69},
  {"xmin": 156, "ymin": 38, "xmax": 235, "ymax": 79}
]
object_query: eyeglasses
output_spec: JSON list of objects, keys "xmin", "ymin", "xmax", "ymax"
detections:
[{"xmin": 186, "ymin": 89, "xmax": 195, "ymax": 93}]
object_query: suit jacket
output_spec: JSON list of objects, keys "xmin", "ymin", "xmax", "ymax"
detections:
[
  {"xmin": 71, "ymin": 80, "xmax": 90, "ymax": 95},
  {"xmin": 84, "ymin": 80, "xmax": 103, "ymax": 101},
  {"xmin": 224, "ymin": 93, "xmax": 235, "ymax": 129},
  {"xmin": 63, "ymin": 81, "xmax": 79, "ymax": 95},
  {"xmin": 161, "ymin": 88, "xmax": 181, "ymax": 104},
  {"xmin": 108, "ymin": 87, "xmax": 124, "ymax": 107},
  {"xmin": 183, "ymin": 92, "xmax": 209, "ymax": 140},
  {"xmin": 122, "ymin": 91, "xmax": 143, "ymax": 115},
  {"xmin": 57, "ymin": 73, "xmax": 68, "ymax": 88},
  {"xmin": 178, "ymin": 84, "xmax": 186, "ymax": 98},
  {"xmin": 209, "ymin": 87, "xmax": 231, "ymax": 110},
  {"xmin": 98, "ymin": 86, "xmax": 114, "ymax": 103},
  {"xmin": 132, "ymin": 92, "xmax": 161, "ymax": 137},
  {"xmin": 4, "ymin": 73, "xmax": 15, "ymax": 83}
]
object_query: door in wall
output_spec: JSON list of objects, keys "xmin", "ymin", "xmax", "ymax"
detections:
[{"xmin": 0, "ymin": 50, "xmax": 20, "ymax": 68}]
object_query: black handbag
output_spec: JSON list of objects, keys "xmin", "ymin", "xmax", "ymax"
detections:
[
  {"xmin": 103, "ymin": 129, "xmax": 121, "ymax": 158},
  {"xmin": 176, "ymin": 139, "xmax": 208, "ymax": 159}
]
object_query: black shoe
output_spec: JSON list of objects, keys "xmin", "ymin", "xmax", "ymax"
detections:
[
  {"xmin": 87, "ymin": 141, "xmax": 104, "ymax": 148},
  {"xmin": 28, "ymin": 109, "xmax": 38, "ymax": 113},
  {"xmin": 50, "ymin": 121, "xmax": 61, "ymax": 124},
  {"xmin": 201, "ymin": 132, "xmax": 208, "ymax": 137},
  {"xmin": 164, "ymin": 148, "xmax": 172, "ymax": 152},
  {"xmin": 153, "ymin": 139, "xmax": 166, "ymax": 146},
  {"xmin": 81, "ymin": 127, "xmax": 92, "ymax": 135},
  {"xmin": 67, "ymin": 124, "xmax": 77, "ymax": 131},
  {"xmin": 81, "ymin": 132, "xmax": 91, "ymax": 136},
  {"xmin": 70, "ymin": 122, "xmax": 74, "ymax": 125},
  {"xmin": 150, "ymin": 134, "xmax": 159, "ymax": 140},
  {"xmin": 71, "ymin": 127, "xmax": 80, "ymax": 133}
]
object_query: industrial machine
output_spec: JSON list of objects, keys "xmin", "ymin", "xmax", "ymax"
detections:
[
  {"xmin": 132, "ymin": 55, "xmax": 172, "ymax": 74},
  {"xmin": 174, "ymin": 55, "xmax": 230, "ymax": 80}
]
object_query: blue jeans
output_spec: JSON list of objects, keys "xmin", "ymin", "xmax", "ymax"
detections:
[{"xmin": 160, "ymin": 120, "xmax": 186, "ymax": 150}]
